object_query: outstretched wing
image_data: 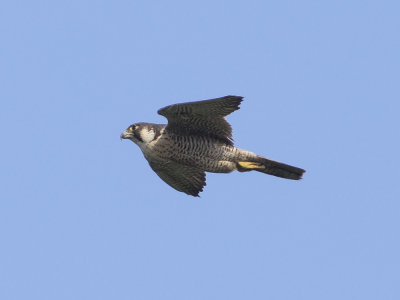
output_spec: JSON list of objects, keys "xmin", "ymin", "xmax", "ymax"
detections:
[
  {"xmin": 157, "ymin": 95, "xmax": 243, "ymax": 145},
  {"xmin": 147, "ymin": 160, "xmax": 206, "ymax": 197}
]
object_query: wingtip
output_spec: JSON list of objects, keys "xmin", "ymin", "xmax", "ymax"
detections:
[
  {"xmin": 221, "ymin": 95, "xmax": 244, "ymax": 111},
  {"xmin": 225, "ymin": 95, "xmax": 244, "ymax": 101}
]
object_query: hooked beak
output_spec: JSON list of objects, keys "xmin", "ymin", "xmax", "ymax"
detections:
[{"xmin": 120, "ymin": 130, "xmax": 131, "ymax": 140}]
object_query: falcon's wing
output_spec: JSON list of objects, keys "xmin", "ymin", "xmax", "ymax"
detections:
[
  {"xmin": 157, "ymin": 95, "xmax": 243, "ymax": 145},
  {"xmin": 148, "ymin": 160, "xmax": 206, "ymax": 197}
]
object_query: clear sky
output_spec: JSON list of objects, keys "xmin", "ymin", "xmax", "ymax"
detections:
[{"xmin": 1, "ymin": 1, "xmax": 399, "ymax": 299}]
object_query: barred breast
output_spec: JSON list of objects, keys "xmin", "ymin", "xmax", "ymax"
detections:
[{"xmin": 153, "ymin": 133, "xmax": 242, "ymax": 173}]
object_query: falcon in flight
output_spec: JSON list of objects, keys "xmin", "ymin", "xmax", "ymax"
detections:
[{"xmin": 120, "ymin": 96, "xmax": 305, "ymax": 196}]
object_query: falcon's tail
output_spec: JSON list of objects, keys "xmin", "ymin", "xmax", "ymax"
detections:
[{"xmin": 236, "ymin": 157, "xmax": 305, "ymax": 180}]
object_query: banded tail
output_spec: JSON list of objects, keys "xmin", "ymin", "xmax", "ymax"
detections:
[{"xmin": 237, "ymin": 157, "xmax": 305, "ymax": 180}]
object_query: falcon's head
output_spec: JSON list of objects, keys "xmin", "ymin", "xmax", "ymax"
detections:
[{"xmin": 120, "ymin": 123, "xmax": 163, "ymax": 145}]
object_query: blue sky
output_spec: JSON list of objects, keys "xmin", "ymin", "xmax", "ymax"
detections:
[{"xmin": 1, "ymin": 0, "xmax": 399, "ymax": 299}]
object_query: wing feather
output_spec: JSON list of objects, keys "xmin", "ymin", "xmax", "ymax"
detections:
[
  {"xmin": 157, "ymin": 95, "xmax": 243, "ymax": 145},
  {"xmin": 148, "ymin": 160, "xmax": 206, "ymax": 197}
]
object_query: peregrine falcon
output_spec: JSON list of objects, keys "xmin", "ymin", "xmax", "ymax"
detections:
[{"xmin": 120, "ymin": 96, "xmax": 305, "ymax": 196}]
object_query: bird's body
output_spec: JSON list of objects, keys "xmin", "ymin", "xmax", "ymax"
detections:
[
  {"xmin": 136, "ymin": 123, "xmax": 253, "ymax": 173},
  {"xmin": 121, "ymin": 96, "xmax": 305, "ymax": 196}
]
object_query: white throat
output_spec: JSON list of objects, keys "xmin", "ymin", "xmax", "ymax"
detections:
[{"xmin": 140, "ymin": 128, "xmax": 156, "ymax": 143}]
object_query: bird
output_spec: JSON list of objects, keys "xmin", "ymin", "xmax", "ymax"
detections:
[{"xmin": 120, "ymin": 96, "xmax": 305, "ymax": 196}]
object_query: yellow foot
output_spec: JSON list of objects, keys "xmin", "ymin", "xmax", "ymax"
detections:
[{"xmin": 237, "ymin": 161, "xmax": 266, "ymax": 171}]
